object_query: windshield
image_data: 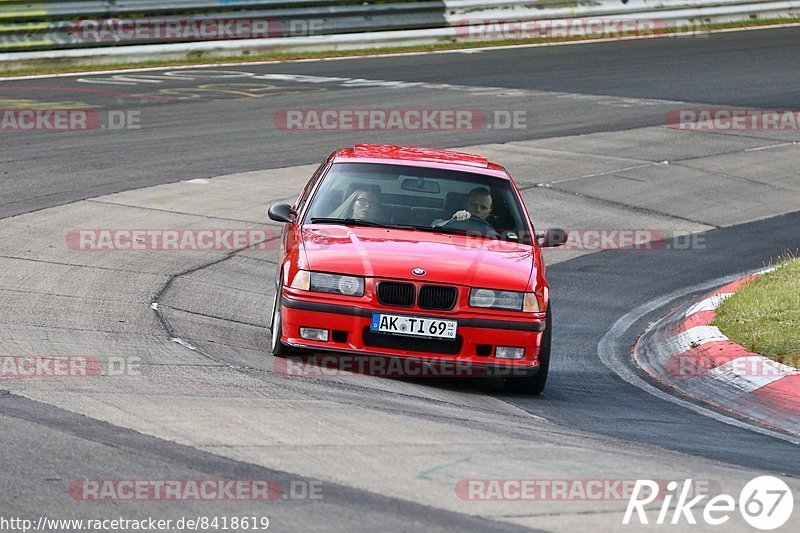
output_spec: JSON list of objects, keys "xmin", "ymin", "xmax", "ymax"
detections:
[{"xmin": 303, "ymin": 162, "xmax": 533, "ymax": 244}]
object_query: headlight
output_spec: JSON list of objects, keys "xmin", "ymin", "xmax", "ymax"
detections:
[
  {"xmin": 291, "ymin": 270, "xmax": 364, "ymax": 297},
  {"xmin": 470, "ymin": 289, "xmax": 540, "ymax": 312},
  {"xmin": 470, "ymin": 289, "xmax": 496, "ymax": 307}
]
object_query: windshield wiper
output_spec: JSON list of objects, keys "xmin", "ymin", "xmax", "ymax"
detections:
[
  {"xmin": 408, "ymin": 225, "xmax": 500, "ymax": 239},
  {"xmin": 409, "ymin": 225, "xmax": 462, "ymax": 234},
  {"xmin": 310, "ymin": 217, "xmax": 389, "ymax": 228}
]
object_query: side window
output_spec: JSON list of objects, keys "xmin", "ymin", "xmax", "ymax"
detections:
[{"xmin": 295, "ymin": 160, "xmax": 327, "ymax": 211}]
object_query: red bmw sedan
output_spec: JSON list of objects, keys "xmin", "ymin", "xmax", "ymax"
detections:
[{"xmin": 268, "ymin": 144, "xmax": 566, "ymax": 394}]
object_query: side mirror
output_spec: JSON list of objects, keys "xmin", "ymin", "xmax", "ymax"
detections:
[
  {"xmin": 268, "ymin": 203, "xmax": 297, "ymax": 223},
  {"xmin": 537, "ymin": 228, "xmax": 568, "ymax": 247}
]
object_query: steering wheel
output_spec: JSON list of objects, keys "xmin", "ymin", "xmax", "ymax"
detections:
[{"xmin": 443, "ymin": 216, "xmax": 499, "ymax": 237}]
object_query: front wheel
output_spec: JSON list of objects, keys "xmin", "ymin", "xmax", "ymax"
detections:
[
  {"xmin": 502, "ymin": 306, "xmax": 551, "ymax": 395},
  {"xmin": 269, "ymin": 286, "xmax": 294, "ymax": 357}
]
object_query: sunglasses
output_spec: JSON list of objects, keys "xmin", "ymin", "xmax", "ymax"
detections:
[{"xmin": 354, "ymin": 197, "xmax": 373, "ymax": 209}]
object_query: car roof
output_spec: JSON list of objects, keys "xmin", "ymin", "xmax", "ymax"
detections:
[{"xmin": 335, "ymin": 144, "xmax": 509, "ymax": 177}]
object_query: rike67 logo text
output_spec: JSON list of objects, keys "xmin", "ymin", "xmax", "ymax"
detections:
[{"xmin": 624, "ymin": 477, "xmax": 793, "ymax": 530}]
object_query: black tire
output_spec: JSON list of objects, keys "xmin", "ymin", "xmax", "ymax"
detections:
[
  {"xmin": 502, "ymin": 306, "xmax": 551, "ymax": 395},
  {"xmin": 269, "ymin": 286, "xmax": 294, "ymax": 357}
]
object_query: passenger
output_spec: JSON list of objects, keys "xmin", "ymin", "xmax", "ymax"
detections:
[
  {"xmin": 329, "ymin": 187, "xmax": 382, "ymax": 221},
  {"xmin": 433, "ymin": 187, "xmax": 493, "ymax": 227}
]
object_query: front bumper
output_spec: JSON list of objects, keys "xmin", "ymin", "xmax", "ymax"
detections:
[{"xmin": 279, "ymin": 293, "xmax": 545, "ymax": 375}]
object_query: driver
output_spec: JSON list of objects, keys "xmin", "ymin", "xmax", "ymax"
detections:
[{"xmin": 433, "ymin": 187, "xmax": 492, "ymax": 227}]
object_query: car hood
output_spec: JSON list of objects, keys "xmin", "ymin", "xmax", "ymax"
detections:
[{"xmin": 300, "ymin": 225, "xmax": 535, "ymax": 291}]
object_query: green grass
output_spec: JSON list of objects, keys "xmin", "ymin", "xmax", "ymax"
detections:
[
  {"xmin": 713, "ymin": 258, "xmax": 800, "ymax": 368},
  {"xmin": 2, "ymin": 16, "xmax": 800, "ymax": 78}
]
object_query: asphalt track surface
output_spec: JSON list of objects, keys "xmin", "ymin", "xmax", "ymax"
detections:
[
  {"xmin": 2, "ymin": 26, "xmax": 800, "ymax": 218},
  {"xmin": 2, "ymin": 26, "xmax": 800, "ymax": 532}
]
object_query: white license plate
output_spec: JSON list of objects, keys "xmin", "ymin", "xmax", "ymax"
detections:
[{"xmin": 370, "ymin": 313, "xmax": 457, "ymax": 339}]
